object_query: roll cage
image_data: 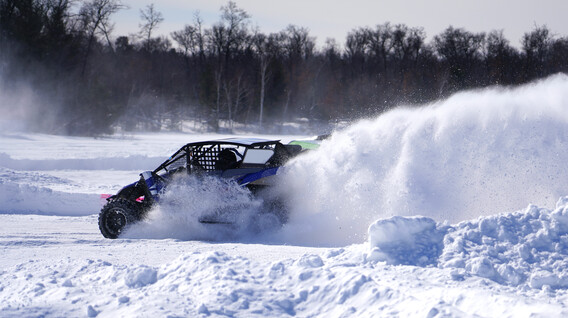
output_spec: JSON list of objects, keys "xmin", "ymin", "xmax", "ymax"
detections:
[{"xmin": 153, "ymin": 138, "xmax": 301, "ymax": 177}]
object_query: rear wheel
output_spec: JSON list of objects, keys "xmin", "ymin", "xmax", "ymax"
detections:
[{"xmin": 99, "ymin": 198, "xmax": 144, "ymax": 239}]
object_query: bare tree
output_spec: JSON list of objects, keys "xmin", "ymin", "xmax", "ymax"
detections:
[
  {"xmin": 434, "ymin": 26, "xmax": 485, "ymax": 91},
  {"xmin": 172, "ymin": 12, "xmax": 207, "ymax": 59},
  {"xmin": 279, "ymin": 25, "xmax": 316, "ymax": 118},
  {"xmin": 391, "ymin": 25, "xmax": 424, "ymax": 63},
  {"xmin": 550, "ymin": 36, "xmax": 568, "ymax": 74},
  {"xmin": 283, "ymin": 25, "xmax": 315, "ymax": 60},
  {"xmin": 206, "ymin": 1, "xmax": 250, "ymax": 130},
  {"xmin": 192, "ymin": 11, "xmax": 206, "ymax": 60},
  {"xmin": 139, "ymin": 3, "xmax": 163, "ymax": 50},
  {"xmin": 485, "ymin": 30, "xmax": 518, "ymax": 84},
  {"xmin": 391, "ymin": 24, "xmax": 425, "ymax": 84},
  {"xmin": 522, "ymin": 25, "xmax": 552, "ymax": 79},
  {"xmin": 367, "ymin": 23, "xmax": 393, "ymax": 74},
  {"xmin": 207, "ymin": 25, "xmax": 227, "ymax": 128},
  {"xmin": 252, "ymin": 31, "xmax": 273, "ymax": 128},
  {"xmin": 220, "ymin": 1, "xmax": 250, "ymax": 61},
  {"xmin": 258, "ymin": 49, "xmax": 269, "ymax": 128},
  {"xmin": 345, "ymin": 28, "xmax": 369, "ymax": 59},
  {"xmin": 223, "ymin": 72, "xmax": 249, "ymax": 130},
  {"xmin": 172, "ymin": 25, "xmax": 197, "ymax": 56},
  {"xmin": 78, "ymin": 0, "xmax": 125, "ymax": 75}
]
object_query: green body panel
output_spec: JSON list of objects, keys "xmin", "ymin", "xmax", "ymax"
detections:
[{"xmin": 288, "ymin": 140, "xmax": 321, "ymax": 150}]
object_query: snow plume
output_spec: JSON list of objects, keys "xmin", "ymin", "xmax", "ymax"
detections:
[
  {"xmin": 2, "ymin": 75, "xmax": 69, "ymax": 135},
  {"xmin": 123, "ymin": 175, "xmax": 267, "ymax": 241},
  {"xmin": 0, "ymin": 79, "xmax": 38, "ymax": 132},
  {"xmin": 277, "ymin": 74, "xmax": 568, "ymax": 246}
]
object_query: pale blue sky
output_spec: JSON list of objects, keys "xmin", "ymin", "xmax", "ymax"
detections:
[{"xmin": 113, "ymin": 0, "xmax": 567, "ymax": 48}]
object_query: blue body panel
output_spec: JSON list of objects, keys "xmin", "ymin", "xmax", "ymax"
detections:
[
  {"xmin": 138, "ymin": 167, "xmax": 279, "ymax": 202},
  {"xmin": 237, "ymin": 167, "xmax": 279, "ymax": 186}
]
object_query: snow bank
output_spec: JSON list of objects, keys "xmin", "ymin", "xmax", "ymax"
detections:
[
  {"xmin": 278, "ymin": 74, "xmax": 568, "ymax": 245},
  {"xmin": 367, "ymin": 196, "xmax": 568, "ymax": 290},
  {"xmin": 0, "ymin": 168, "xmax": 99, "ymax": 215},
  {"xmin": 0, "ymin": 152, "xmax": 164, "ymax": 171},
  {"xmin": 4, "ymin": 246, "xmax": 565, "ymax": 317}
]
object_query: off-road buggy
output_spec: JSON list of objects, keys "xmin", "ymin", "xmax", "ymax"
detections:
[{"xmin": 99, "ymin": 137, "xmax": 321, "ymax": 239}]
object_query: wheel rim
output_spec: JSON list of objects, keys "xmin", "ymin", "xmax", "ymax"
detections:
[{"xmin": 105, "ymin": 208, "xmax": 128, "ymax": 235}]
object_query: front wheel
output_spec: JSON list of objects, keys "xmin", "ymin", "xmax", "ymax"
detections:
[{"xmin": 98, "ymin": 198, "xmax": 144, "ymax": 239}]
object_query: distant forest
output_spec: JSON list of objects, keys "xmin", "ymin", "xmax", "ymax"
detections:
[{"xmin": 1, "ymin": 0, "xmax": 568, "ymax": 135}]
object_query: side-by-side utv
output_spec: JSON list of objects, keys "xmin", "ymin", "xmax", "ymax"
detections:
[{"xmin": 98, "ymin": 137, "xmax": 323, "ymax": 238}]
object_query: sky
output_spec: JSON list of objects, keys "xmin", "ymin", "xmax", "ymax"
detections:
[{"xmin": 113, "ymin": 0, "xmax": 567, "ymax": 48}]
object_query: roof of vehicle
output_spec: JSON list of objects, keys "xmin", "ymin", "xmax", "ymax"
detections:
[{"xmin": 185, "ymin": 137, "xmax": 281, "ymax": 147}]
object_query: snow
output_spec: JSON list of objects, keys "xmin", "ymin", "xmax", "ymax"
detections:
[
  {"xmin": 2, "ymin": 74, "xmax": 568, "ymax": 317},
  {"xmin": 273, "ymin": 74, "xmax": 568, "ymax": 247}
]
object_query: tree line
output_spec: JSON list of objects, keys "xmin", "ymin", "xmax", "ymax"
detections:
[{"xmin": 1, "ymin": 0, "xmax": 567, "ymax": 135}]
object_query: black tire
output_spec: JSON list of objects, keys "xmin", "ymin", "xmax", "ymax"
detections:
[{"xmin": 98, "ymin": 198, "xmax": 143, "ymax": 239}]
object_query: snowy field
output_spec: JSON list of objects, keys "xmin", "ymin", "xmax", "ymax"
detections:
[{"xmin": 2, "ymin": 75, "xmax": 568, "ymax": 317}]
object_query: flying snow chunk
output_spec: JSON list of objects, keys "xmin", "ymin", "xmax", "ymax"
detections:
[
  {"xmin": 124, "ymin": 266, "xmax": 158, "ymax": 288},
  {"xmin": 367, "ymin": 216, "xmax": 446, "ymax": 266}
]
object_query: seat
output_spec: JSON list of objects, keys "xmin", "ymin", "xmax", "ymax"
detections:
[
  {"xmin": 266, "ymin": 143, "xmax": 303, "ymax": 166},
  {"xmin": 215, "ymin": 148, "xmax": 238, "ymax": 170}
]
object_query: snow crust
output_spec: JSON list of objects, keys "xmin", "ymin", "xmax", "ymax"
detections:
[{"xmin": 2, "ymin": 75, "xmax": 568, "ymax": 316}]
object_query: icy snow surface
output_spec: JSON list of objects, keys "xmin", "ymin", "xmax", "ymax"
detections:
[{"xmin": 2, "ymin": 75, "xmax": 568, "ymax": 317}]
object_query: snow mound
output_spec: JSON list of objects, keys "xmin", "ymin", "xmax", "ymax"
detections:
[
  {"xmin": 367, "ymin": 196, "xmax": 568, "ymax": 290},
  {"xmin": 3, "ymin": 245, "xmax": 565, "ymax": 317},
  {"xmin": 124, "ymin": 266, "xmax": 158, "ymax": 288}
]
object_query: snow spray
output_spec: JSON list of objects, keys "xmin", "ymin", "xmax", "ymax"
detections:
[
  {"xmin": 123, "ymin": 175, "xmax": 263, "ymax": 240},
  {"xmin": 276, "ymin": 74, "xmax": 568, "ymax": 246}
]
